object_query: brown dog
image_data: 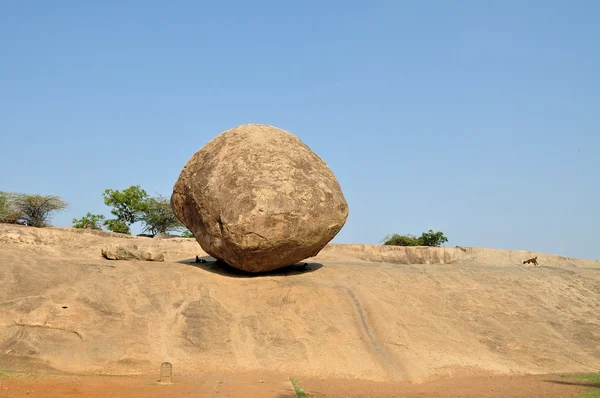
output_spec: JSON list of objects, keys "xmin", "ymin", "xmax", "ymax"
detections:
[{"xmin": 523, "ymin": 256, "xmax": 538, "ymax": 266}]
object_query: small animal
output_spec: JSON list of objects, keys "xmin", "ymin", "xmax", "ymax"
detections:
[
  {"xmin": 523, "ymin": 256, "xmax": 538, "ymax": 266},
  {"xmin": 195, "ymin": 256, "xmax": 207, "ymax": 264}
]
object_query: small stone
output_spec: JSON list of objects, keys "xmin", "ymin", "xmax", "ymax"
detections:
[{"xmin": 160, "ymin": 362, "xmax": 173, "ymax": 384}]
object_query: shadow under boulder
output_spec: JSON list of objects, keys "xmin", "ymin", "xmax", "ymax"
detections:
[{"xmin": 180, "ymin": 256, "xmax": 323, "ymax": 278}]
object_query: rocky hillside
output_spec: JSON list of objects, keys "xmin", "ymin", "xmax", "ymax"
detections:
[{"xmin": 0, "ymin": 224, "xmax": 598, "ymax": 382}]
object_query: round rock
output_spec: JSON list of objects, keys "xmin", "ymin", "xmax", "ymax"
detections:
[{"xmin": 171, "ymin": 124, "xmax": 349, "ymax": 272}]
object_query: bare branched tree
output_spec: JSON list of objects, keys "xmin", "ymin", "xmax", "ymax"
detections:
[
  {"xmin": 0, "ymin": 191, "xmax": 23, "ymax": 224},
  {"xmin": 12, "ymin": 194, "xmax": 68, "ymax": 227},
  {"xmin": 139, "ymin": 194, "xmax": 183, "ymax": 235}
]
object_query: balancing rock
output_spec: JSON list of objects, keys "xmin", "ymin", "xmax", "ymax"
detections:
[{"xmin": 171, "ymin": 124, "xmax": 349, "ymax": 272}]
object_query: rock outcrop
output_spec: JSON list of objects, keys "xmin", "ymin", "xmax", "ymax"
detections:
[
  {"xmin": 171, "ymin": 123, "xmax": 349, "ymax": 272},
  {"xmin": 101, "ymin": 245, "xmax": 164, "ymax": 262}
]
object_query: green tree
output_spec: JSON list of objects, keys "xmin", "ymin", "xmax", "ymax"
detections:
[
  {"xmin": 72, "ymin": 212, "xmax": 105, "ymax": 230},
  {"xmin": 381, "ymin": 233, "xmax": 421, "ymax": 246},
  {"xmin": 139, "ymin": 194, "xmax": 183, "ymax": 235},
  {"xmin": 12, "ymin": 194, "xmax": 68, "ymax": 227},
  {"xmin": 418, "ymin": 229, "xmax": 448, "ymax": 247},
  {"xmin": 102, "ymin": 185, "xmax": 148, "ymax": 234}
]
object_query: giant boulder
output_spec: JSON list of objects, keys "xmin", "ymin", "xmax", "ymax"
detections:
[{"xmin": 171, "ymin": 124, "xmax": 349, "ymax": 272}]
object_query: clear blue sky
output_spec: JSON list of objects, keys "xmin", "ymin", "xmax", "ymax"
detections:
[{"xmin": 1, "ymin": 1, "xmax": 598, "ymax": 259}]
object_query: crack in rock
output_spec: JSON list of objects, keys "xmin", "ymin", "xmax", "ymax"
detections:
[{"xmin": 13, "ymin": 321, "xmax": 83, "ymax": 340}]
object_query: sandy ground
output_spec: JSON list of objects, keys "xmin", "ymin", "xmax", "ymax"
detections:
[
  {"xmin": 0, "ymin": 371, "xmax": 295, "ymax": 398},
  {"xmin": 300, "ymin": 373, "xmax": 598, "ymax": 398},
  {"xmin": 0, "ymin": 371, "xmax": 597, "ymax": 398},
  {"xmin": 0, "ymin": 224, "xmax": 599, "ymax": 394}
]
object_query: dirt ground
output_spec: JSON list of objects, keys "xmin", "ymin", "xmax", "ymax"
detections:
[
  {"xmin": 0, "ymin": 371, "xmax": 296, "ymax": 398},
  {"xmin": 299, "ymin": 373, "xmax": 598, "ymax": 398},
  {"xmin": 0, "ymin": 371, "xmax": 596, "ymax": 398}
]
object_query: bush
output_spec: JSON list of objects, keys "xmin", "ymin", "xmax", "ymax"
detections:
[
  {"xmin": 139, "ymin": 194, "xmax": 183, "ymax": 235},
  {"xmin": 72, "ymin": 213, "xmax": 105, "ymax": 230},
  {"xmin": 11, "ymin": 194, "xmax": 68, "ymax": 227},
  {"xmin": 104, "ymin": 219, "xmax": 131, "ymax": 234},
  {"xmin": 382, "ymin": 229, "xmax": 448, "ymax": 247},
  {"xmin": 381, "ymin": 233, "xmax": 420, "ymax": 246}
]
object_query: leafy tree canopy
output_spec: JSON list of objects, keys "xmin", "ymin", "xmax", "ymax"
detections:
[
  {"xmin": 419, "ymin": 229, "xmax": 448, "ymax": 247},
  {"xmin": 102, "ymin": 185, "xmax": 148, "ymax": 226}
]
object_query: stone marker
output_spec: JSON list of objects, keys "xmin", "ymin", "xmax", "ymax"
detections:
[{"xmin": 160, "ymin": 362, "xmax": 172, "ymax": 384}]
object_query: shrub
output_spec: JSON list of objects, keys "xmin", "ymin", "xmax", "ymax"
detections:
[
  {"xmin": 72, "ymin": 213, "xmax": 105, "ymax": 230},
  {"xmin": 382, "ymin": 230, "xmax": 448, "ymax": 247},
  {"xmin": 104, "ymin": 219, "xmax": 131, "ymax": 234},
  {"xmin": 381, "ymin": 233, "xmax": 421, "ymax": 246}
]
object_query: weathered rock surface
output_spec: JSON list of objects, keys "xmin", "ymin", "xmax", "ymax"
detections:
[
  {"xmin": 101, "ymin": 245, "xmax": 164, "ymax": 262},
  {"xmin": 171, "ymin": 123, "xmax": 349, "ymax": 272},
  {"xmin": 1, "ymin": 224, "xmax": 600, "ymax": 381}
]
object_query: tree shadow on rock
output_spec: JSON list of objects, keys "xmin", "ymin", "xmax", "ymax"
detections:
[{"xmin": 178, "ymin": 256, "xmax": 323, "ymax": 278}]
